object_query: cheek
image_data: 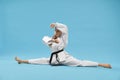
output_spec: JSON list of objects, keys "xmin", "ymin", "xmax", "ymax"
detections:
[{"xmin": 57, "ymin": 32, "xmax": 62, "ymax": 37}]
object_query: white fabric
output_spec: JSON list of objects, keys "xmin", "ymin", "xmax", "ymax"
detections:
[
  {"xmin": 42, "ymin": 36, "xmax": 52, "ymax": 46},
  {"xmin": 28, "ymin": 22, "xmax": 99, "ymax": 67},
  {"xmin": 28, "ymin": 58, "xmax": 49, "ymax": 64},
  {"xmin": 51, "ymin": 22, "xmax": 68, "ymax": 47},
  {"xmin": 50, "ymin": 37, "xmax": 64, "ymax": 52},
  {"xmin": 28, "ymin": 54, "xmax": 98, "ymax": 66}
]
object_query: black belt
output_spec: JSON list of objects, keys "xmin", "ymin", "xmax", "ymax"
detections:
[{"xmin": 49, "ymin": 49, "xmax": 64, "ymax": 65}]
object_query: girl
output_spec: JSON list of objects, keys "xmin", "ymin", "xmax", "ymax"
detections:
[{"xmin": 15, "ymin": 22, "xmax": 111, "ymax": 68}]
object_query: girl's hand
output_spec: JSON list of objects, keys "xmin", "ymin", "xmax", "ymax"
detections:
[
  {"xmin": 48, "ymin": 39, "xmax": 59, "ymax": 43},
  {"xmin": 54, "ymin": 39, "xmax": 59, "ymax": 43}
]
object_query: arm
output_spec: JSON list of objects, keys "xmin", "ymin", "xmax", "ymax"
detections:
[
  {"xmin": 49, "ymin": 38, "xmax": 59, "ymax": 43},
  {"xmin": 48, "ymin": 38, "xmax": 59, "ymax": 46}
]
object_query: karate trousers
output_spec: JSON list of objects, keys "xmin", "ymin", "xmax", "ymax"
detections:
[{"xmin": 28, "ymin": 52, "xmax": 99, "ymax": 67}]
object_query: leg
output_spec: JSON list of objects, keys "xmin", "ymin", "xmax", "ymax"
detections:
[
  {"xmin": 63, "ymin": 55, "xmax": 99, "ymax": 67},
  {"xmin": 77, "ymin": 60, "xmax": 112, "ymax": 68},
  {"xmin": 63, "ymin": 56, "xmax": 112, "ymax": 68},
  {"xmin": 15, "ymin": 57, "xmax": 50, "ymax": 65},
  {"xmin": 15, "ymin": 57, "xmax": 29, "ymax": 64},
  {"xmin": 98, "ymin": 63, "xmax": 112, "ymax": 68}
]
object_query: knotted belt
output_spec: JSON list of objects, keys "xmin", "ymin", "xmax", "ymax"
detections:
[{"xmin": 49, "ymin": 49, "xmax": 64, "ymax": 65}]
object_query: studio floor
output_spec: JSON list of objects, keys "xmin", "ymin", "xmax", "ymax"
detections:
[
  {"xmin": 0, "ymin": 0, "xmax": 120, "ymax": 80},
  {"xmin": 0, "ymin": 53, "xmax": 120, "ymax": 80}
]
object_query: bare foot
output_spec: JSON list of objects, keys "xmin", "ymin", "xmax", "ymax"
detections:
[
  {"xmin": 15, "ymin": 57, "xmax": 22, "ymax": 64},
  {"xmin": 99, "ymin": 64, "xmax": 112, "ymax": 69},
  {"xmin": 104, "ymin": 64, "xmax": 112, "ymax": 69}
]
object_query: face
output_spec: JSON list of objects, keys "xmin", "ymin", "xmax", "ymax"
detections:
[
  {"xmin": 54, "ymin": 29, "xmax": 62, "ymax": 38},
  {"xmin": 50, "ymin": 23, "xmax": 62, "ymax": 39}
]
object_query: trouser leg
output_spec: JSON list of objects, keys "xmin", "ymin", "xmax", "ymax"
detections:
[
  {"xmin": 78, "ymin": 60, "xmax": 99, "ymax": 67},
  {"xmin": 28, "ymin": 57, "xmax": 50, "ymax": 64},
  {"xmin": 63, "ymin": 56, "xmax": 99, "ymax": 67}
]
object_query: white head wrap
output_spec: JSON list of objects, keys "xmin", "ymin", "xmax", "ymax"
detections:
[{"xmin": 51, "ymin": 22, "xmax": 68, "ymax": 47}]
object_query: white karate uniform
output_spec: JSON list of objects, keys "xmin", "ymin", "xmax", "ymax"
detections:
[{"xmin": 28, "ymin": 22, "xmax": 99, "ymax": 67}]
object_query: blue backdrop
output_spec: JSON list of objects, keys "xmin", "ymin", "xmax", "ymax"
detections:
[{"xmin": 0, "ymin": 0, "xmax": 120, "ymax": 80}]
